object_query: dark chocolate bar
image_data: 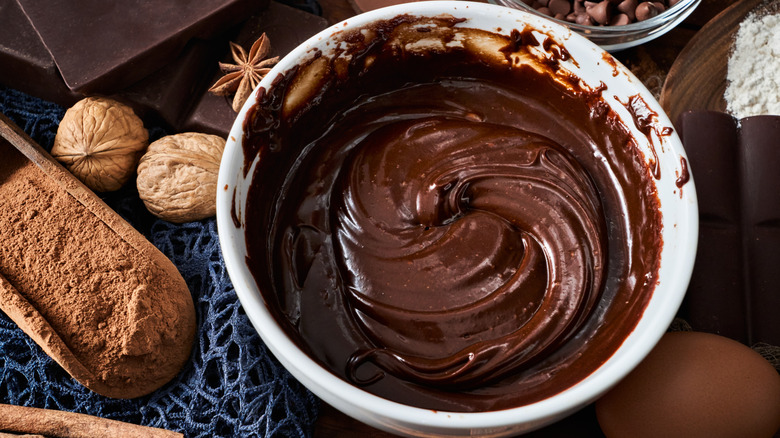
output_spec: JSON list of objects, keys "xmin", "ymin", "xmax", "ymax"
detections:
[
  {"xmin": 677, "ymin": 110, "xmax": 780, "ymax": 347},
  {"xmin": 15, "ymin": 0, "xmax": 266, "ymax": 94},
  {"xmin": 1, "ymin": 0, "xmax": 328, "ymax": 136},
  {"xmin": 0, "ymin": 0, "xmax": 80, "ymax": 105},
  {"xmin": 0, "ymin": 0, "xmax": 236, "ymax": 129}
]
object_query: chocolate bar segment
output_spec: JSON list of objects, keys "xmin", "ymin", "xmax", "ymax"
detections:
[
  {"xmin": 677, "ymin": 110, "xmax": 780, "ymax": 346},
  {"xmin": 0, "ymin": 0, "xmax": 79, "ymax": 106},
  {"xmin": 15, "ymin": 0, "xmax": 266, "ymax": 94},
  {"xmin": 739, "ymin": 115, "xmax": 780, "ymax": 346},
  {"xmin": 677, "ymin": 110, "xmax": 746, "ymax": 343},
  {"xmin": 181, "ymin": 1, "xmax": 330, "ymax": 137},
  {"xmin": 117, "ymin": 36, "xmax": 229, "ymax": 130}
]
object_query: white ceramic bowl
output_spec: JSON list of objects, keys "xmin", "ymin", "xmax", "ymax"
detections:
[{"xmin": 217, "ymin": 2, "xmax": 698, "ymax": 436}]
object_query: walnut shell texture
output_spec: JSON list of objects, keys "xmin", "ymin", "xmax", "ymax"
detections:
[
  {"xmin": 51, "ymin": 97, "xmax": 148, "ymax": 192},
  {"xmin": 136, "ymin": 132, "xmax": 226, "ymax": 223}
]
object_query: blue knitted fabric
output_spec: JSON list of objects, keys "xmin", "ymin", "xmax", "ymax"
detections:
[{"xmin": 0, "ymin": 85, "xmax": 320, "ymax": 437}]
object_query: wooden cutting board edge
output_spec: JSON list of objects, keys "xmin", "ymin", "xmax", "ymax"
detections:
[{"xmin": 659, "ymin": 0, "xmax": 768, "ymax": 125}]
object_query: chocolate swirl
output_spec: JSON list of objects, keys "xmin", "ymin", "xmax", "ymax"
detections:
[{"xmin": 334, "ymin": 117, "xmax": 606, "ymax": 388}]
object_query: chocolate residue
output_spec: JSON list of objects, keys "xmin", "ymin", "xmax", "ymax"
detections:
[
  {"xmin": 622, "ymin": 94, "xmax": 662, "ymax": 179},
  {"xmin": 542, "ymin": 36, "xmax": 571, "ymax": 62},
  {"xmin": 241, "ymin": 16, "xmax": 663, "ymax": 412},
  {"xmin": 231, "ymin": 187, "xmax": 241, "ymax": 229},
  {"xmin": 505, "ymin": 27, "xmax": 539, "ymax": 51},
  {"xmin": 676, "ymin": 156, "xmax": 690, "ymax": 196},
  {"xmin": 602, "ymin": 51, "xmax": 620, "ymax": 77}
]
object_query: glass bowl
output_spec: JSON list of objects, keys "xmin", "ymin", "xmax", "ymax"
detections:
[{"xmin": 489, "ymin": 0, "xmax": 702, "ymax": 51}]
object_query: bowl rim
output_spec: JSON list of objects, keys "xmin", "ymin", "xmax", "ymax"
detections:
[{"xmin": 216, "ymin": 1, "xmax": 699, "ymax": 433}]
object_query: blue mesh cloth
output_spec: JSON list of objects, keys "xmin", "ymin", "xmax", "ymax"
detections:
[{"xmin": 0, "ymin": 85, "xmax": 320, "ymax": 437}]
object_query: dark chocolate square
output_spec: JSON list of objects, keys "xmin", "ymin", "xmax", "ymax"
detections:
[{"xmin": 0, "ymin": 0, "xmax": 79, "ymax": 105}]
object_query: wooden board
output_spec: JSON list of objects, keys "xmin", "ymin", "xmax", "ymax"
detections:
[{"xmin": 659, "ymin": 0, "xmax": 770, "ymax": 125}]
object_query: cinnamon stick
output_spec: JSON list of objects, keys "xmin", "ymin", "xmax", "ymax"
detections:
[
  {"xmin": 0, "ymin": 404, "xmax": 182, "ymax": 438},
  {"xmin": 0, "ymin": 433, "xmax": 46, "ymax": 438}
]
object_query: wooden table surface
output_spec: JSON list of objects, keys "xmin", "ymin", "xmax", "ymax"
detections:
[{"xmin": 310, "ymin": 0, "xmax": 738, "ymax": 436}]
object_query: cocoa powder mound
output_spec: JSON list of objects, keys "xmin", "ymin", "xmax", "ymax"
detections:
[{"xmin": 0, "ymin": 142, "xmax": 195, "ymax": 398}]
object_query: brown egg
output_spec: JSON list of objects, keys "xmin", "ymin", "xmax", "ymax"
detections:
[{"xmin": 595, "ymin": 331, "xmax": 780, "ymax": 438}]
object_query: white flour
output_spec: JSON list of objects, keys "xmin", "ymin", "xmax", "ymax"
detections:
[{"xmin": 724, "ymin": 11, "xmax": 780, "ymax": 118}]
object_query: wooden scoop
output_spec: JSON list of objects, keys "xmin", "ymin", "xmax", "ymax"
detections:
[{"xmin": 0, "ymin": 112, "xmax": 196, "ymax": 399}]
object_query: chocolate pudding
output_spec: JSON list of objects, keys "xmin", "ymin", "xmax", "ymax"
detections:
[{"xmin": 239, "ymin": 15, "xmax": 662, "ymax": 412}]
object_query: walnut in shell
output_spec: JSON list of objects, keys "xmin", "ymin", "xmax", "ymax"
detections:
[
  {"xmin": 136, "ymin": 132, "xmax": 226, "ymax": 223},
  {"xmin": 52, "ymin": 97, "xmax": 148, "ymax": 192}
]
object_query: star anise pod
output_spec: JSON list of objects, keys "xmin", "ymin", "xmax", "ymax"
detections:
[{"xmin": 208, "ymin": 33, "xmax": 280, "ymax": 113}]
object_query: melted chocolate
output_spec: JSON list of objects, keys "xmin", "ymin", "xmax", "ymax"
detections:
[
  {"xmin": 241, "ymin": 17, "xmax": 662, "ymax": 411},
  {"xmin": 338, "ymin": 117, "xmax": 607, "ymax": 389},
  {"xmin": 622, "ymin": 94, "xmax": 663, "ymax": 179},
  {"xmin": 676, "ymin": 156, "xmax": 690, "ymax": 193}
]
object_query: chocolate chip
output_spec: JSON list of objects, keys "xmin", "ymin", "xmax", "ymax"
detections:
[
  {"xmin": 651, "ymin": 1, "xmax": 666, "ymax": 12},
  {"xmin": 530, "ymin": 0, "xmax": 673, "ymax": 26},
  {"xmin": 586, "ymin": 0, "xmax": 612, "ymax": 25},
  {"xmin": 609, "ymin": 13, "xmax": 631, "ymax": 25},
  {"xmin": 635, "ymin": 1, "xmax": 660, "ymax": 21},
  {"xmin": 617, "ymin": 0, "xmax": 638, "ymax": 20},
  {"xmin": 549, "ymin": 0, "xmax": 573, "ymax": 16},
  {"xmin": 575, "ymin": 12, "xmax": 595, "ymax": 25}
]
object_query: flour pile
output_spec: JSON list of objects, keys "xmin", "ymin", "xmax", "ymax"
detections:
[{"xmin": 725, "ymin": 9, "xmax": 780, "ymax": 118}]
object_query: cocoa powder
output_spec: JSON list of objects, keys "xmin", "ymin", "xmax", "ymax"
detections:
[{"xmin": 0, "ymin": 139, "xmax": 195, "ymax": 399}]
